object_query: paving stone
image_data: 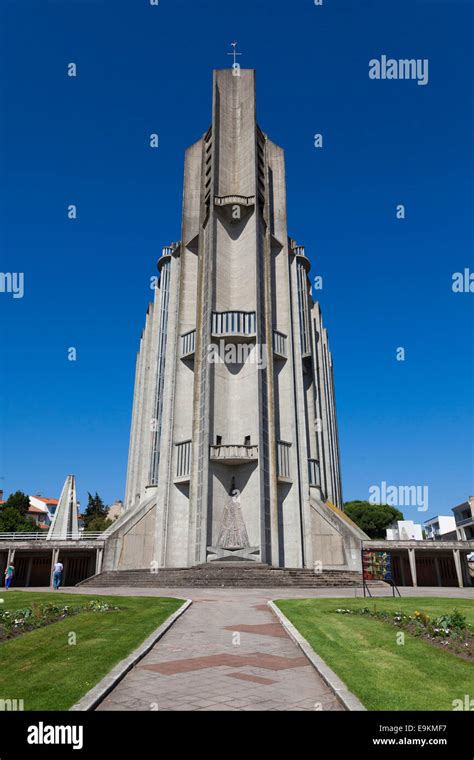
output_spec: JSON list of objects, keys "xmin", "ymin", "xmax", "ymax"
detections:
[
  {"xmin": 225, "ymin": 672, "xmax": 276, "ymax": 685},
  {"xmin": 223, "ymin": 623, "xmax": 289, "ymax": 638}
]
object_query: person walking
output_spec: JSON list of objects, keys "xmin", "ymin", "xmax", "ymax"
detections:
[
  {"xmin": 52, "ymin": 560, "xmax": 64, "ymax": 591},
  {"xmin": 4, "ymin": 563, "xmax": 14, "ymax": 590}
]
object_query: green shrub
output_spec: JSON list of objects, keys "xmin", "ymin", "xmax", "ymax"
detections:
[{"xmin": 0, "ymin": 600, "xmax": 120, "ymax": 639}]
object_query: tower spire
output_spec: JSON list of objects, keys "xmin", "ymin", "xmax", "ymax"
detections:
[{"xmin": 47, "ymin": 474, "xmax": 79, "ymax": 540}]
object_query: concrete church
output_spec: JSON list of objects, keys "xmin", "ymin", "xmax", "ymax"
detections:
[{"xmin": 102, "ymin": 69, "xmax": 365, "ymax": 574}]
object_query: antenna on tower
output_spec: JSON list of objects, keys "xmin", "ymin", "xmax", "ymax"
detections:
[{"xmin": 227, "ymin": 41, "xmax": 242, "ymax": 77}]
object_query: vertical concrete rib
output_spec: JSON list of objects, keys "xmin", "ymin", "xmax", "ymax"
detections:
[
  {"xmin": 309, "ymin": 305, "xmax": 326, "ymax": 501},
  {"xmin": 288, "ymin": 251, "xmax": 313, "ymax": 567},
  {"xmin": 124, "ymin": 349, "xmax": 141, "ymax": 510},
  {"xmin": 139, "ymin": 292, "xmax": 160, "ymax": 497},
  {"xmin": 155, "ymin": 250, "xmax": 181, "ymax": 566},
  {"xmin": 261, "ymin": 134, "xmax": 279, "ymax": 567},
  {"xmin": 189, "ymin": 206, "xmax": 212, "ymax": 565},
  {"xmin": 328, "ymin": 349, "xmax": 343, "ymax": 507},
  {"xmin": 134, "ymin": 305, "xmax": 154, "ymax": 503},
  {"xmin": 312, "ymin": 303, "xmax": 332, "ymax": 502},
  {"xmin": 129, "ymin": 329, "xmax": 146, "ymax": 508}
]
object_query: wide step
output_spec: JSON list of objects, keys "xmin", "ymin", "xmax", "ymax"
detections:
[{"xmin": 78, "ymin": 564, "xmax": 387, "ymax": 589}]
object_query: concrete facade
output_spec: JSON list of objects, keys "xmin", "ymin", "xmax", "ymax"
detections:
[
  {"xmin": 452, "ymin": 496, "xmax": 474, "ymax": 540},
  {"xmin": 0, "ymin": 540, "xmax": 103, "ymax": 587},
  {"xmin": 364, "ymin": 539, "xmax": 474, "ymax": 588},
  {"xmin": 103, "ymin": 69, "xmax": 361, "ymax": 572}
]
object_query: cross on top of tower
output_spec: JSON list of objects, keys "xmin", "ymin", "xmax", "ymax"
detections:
[{"xmin": 227, "ymin": 41, "xmax": 242, "ymax": 68}]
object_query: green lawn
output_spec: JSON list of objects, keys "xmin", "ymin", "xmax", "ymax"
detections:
[
  {"xmin": 276, "ymin": 597, "xmax": 474, "ymax": 711},
  {"xmin": 0, "ymin": 591, "xmax": 184, "ymax": 710}
]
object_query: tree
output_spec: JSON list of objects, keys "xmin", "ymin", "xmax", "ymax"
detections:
[
  {"xmin": 85, "ymin": 516, "xmax": 113, "ymax": 533},
  {"xmin": 0, "ymin": 490, "xmax": 35, "ymax": 532},
  {"xmin": 4, "ymin": 491, "xmax": 30, "ymax": 517},
  {"xmin": 0, "ymin": 506, "xmax": 36, "ymax": 533},
  {"xmin": 82, "ymin": 492, "xmax": 110, "ymax": 531},
  {"xmin": 344, "ymin": 500, "xmax": 404, "ymax": 539}
]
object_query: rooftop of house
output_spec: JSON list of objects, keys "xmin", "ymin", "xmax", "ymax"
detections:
[
  {"xmin": 28, "ymin": 505, "xmax": 50, "ymax": 514},
  {"xmin": 452, "ymin": 497, "xmax": 474, "ymax": 512},
  {"xmin": 1, "ymin": 499, "xmax": 55, "ymax": 508},
  {"xmin": 423, "ymin": 515, "xmax": 455, "ymax": 524},
  {"xmin": 0, "ymin": 495, "xmax": 60, "ymax": 516}
]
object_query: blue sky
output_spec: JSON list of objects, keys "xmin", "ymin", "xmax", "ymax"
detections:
[{"xmin": 0, "ymin": 0, "xmax": 472, "ymax": 521}]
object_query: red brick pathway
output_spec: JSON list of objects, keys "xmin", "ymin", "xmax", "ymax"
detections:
[{"xmin": 96, "ymin": 593, "xmax": 343, "ymax": 711}]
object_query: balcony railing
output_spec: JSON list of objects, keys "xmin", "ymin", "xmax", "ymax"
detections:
[
  {"xmin": 175, "ymin": 440, "xmax": 192, "ymax": 481},
  {"xmin": 455, "ymin": 516, "xmax": 474, "ymax": 527},
  {"xmin": 308, "ymin": 459, "xmax": 321, "ymax": 488},
  {"xmin": 292, "ymin": 244, "xmax": 311, "ymax": 273},
  {"xmin": 211, "ymin": 311, "xmax": 256, "ymax": 337},
  {"xmin": 158, "ymin": 242, "xmax": 180, "ymax": 272},
  {"xmin": 273, "ymin": 330, "xmax": 287, "ymax": 359},
  {"xmin": 214, "ymin": 195, "xmax": 255, "ymax": 207},
  {"xmin": 0, "ymin": 532, "xmax": 105, "ymax": 542},
  {"xmin": 277, "ymin": 441, "xmax": 292, "ymax": 481},
  {"xmin": 210, "ymin": 444, "xmax": 258, "ymax": 465},
  {"xmin": 180, "ymin": 330, "xmax": 196, "ymax": 359}
]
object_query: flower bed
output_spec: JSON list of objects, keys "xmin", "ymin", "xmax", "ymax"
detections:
[
  {"xmin": 334, "ymin": 606, "xmax": 473, "ymax": 660},
  {"xmin": 0, "ymin": 599, "xmax": 120, "ymax": 641}
]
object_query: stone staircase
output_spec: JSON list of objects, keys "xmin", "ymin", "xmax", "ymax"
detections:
[{"xmin": 78, "ymin": 562, "xmax": 387, "ymax": 589}]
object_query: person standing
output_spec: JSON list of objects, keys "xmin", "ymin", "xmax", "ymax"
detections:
[
  {"xmin": 52, "ymin": 560, "xmax": 64, "ymax": 591},
  {"xmin": 4, "ymin": 563, "xmax": 14, "ymax": 590}
]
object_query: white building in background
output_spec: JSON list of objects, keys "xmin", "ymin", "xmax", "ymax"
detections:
[
  {"xmin": 386, "ymin": 520, "xmax": 423, "ymax": 541},
  {"xmin": 27, "ymin": 495, "xmax": 58, "ymax": 529},
  {"xmin": 452, "ymin": 496, "xmax": 474, "ymax": 540},
  {"xmin": 0, "ymin": 489, "xmax": 83, "ymax": 532},
  {"xmin": 423, "ymin": 514, "xmax": 456, "ymax": 541},
  {"xmin": 107, "ymin": 500, "xmax": 124, "ymax": 522},
  {"xmin": 101, "ymin": 68, "xmax": 366, "ymax": 573},
  {"xmin": 386, "ymin": 515, "xmax": 458, "ymax": 542}
]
